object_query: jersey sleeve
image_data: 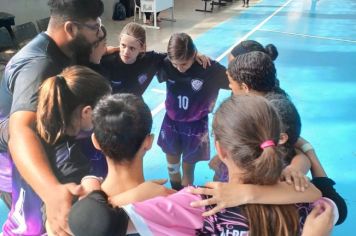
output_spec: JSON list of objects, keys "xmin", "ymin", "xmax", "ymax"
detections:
[
  {"xmin": 122, "ymin": 187, "xmax": 204, "ymax": 236},
  {"xmin": 211, "ymin": 61, "xmax": 230, "ymax": 90},
  {"xmin": 321, "ymin": 197, "xmax": 340, "ymax": 225},
  {"xmin": 9, "ymin": 58, "xmax": 56, "ymax": 115},
  {"xmin": 150, "ymin": 51, "xmax": 167, "ymax": 65},
  {"xmin": 69, "ymin": 190, "xmax": 129, "ymax": 236},
  {"xmin": 156, "ymin": 59, "xmax": 170, "ymax": 83},
  {"xmin": 311, "ymin": 177, "xmax": 347, "ymax": 225}
]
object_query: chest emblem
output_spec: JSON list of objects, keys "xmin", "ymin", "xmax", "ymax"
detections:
[
  {"xmin": 138, "ymin": 74, "xmax": 148, "ymax": 85},
  {"xmin": 191, "ymin": 79, "xmax": 203, "ymax": 91}
]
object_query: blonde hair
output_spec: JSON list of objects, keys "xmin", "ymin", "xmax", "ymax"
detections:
[{"xmin": 119, "ymin": 22, "xmax": 146, "ymax": 47}]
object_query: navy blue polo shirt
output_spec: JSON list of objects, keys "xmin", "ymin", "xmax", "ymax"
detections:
[{"xmin": 0, "ymin": 33, "xmax": 71, "ymax": 151}]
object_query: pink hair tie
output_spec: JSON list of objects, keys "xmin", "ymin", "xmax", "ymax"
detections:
[{"xmin": 260, "ymin": 140, "xmax": 275, "ymax": 149}]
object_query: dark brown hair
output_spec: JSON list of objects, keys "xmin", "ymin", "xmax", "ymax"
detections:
[
  {"xmin": 213, "ymin": 94, "xmax": 299, "ymax": 236},
  {"xmin": 37, "ymin": 65, "xmax": 111, "ymax": 144},
  {"xmin": 230, "ymin": 40, "xmax": 279, "ymax": 61},
  {"xmin": 92, "ymin": 94, "xmax": 152, "ymax": 162},
  {"xmin": 167, "ymin": 33, "xmax": 196, "ymax": 61},
  {"xmin": 48, "ymin": 0, "xmax": 104, "ymax": 24},
  {"xmin": 227, "ymin": 51, "xmax": 277, "ymax": 93}
]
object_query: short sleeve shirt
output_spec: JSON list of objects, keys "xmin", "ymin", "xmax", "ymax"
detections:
[
  {"xmin": 123, "ymin": 188, "xmax": 204, "ymax": 236},
  {"xmin": 0, "ymin": 33, "xmax": 71, "ymax": 151},
  {"xmin": 42, "ymin": 137, "xmax": 90, "ymax": 184},
  {"xmin": 99, "ymin": 51, "xmax": 166, "ymax": 96},
  {"xmin": 158, "ymin": 58, "xmax": 229, "ymax": 122}
]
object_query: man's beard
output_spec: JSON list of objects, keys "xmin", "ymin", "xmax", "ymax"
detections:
[{"xmin": 68, "ymin": 34, "xmax": 95, "ymax": 65}]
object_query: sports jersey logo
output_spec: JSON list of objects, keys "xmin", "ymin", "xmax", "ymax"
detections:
[
  {"xmin": 111, "ymin": 80, "xmax": 122, "ymax": 86},
  {"xmin": 191, "ymin": 79, "xmax": 203, "ymax": 91},
  {"xmin": 138, "ymin": 74, "xmax": 148, "ymax": 85}
]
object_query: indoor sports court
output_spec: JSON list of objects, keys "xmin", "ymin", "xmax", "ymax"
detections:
[{"xmin": 1, "ymin": 0, "xmax": 355, "ymax": 234}]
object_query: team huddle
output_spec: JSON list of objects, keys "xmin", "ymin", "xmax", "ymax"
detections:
[{"xmin": 0, "ymin": 0, "xmax": 347, "ymax": 236}]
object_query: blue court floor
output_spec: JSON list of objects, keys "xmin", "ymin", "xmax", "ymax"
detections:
[{"xmin": 1, "ymin": 0, "xmax": 355, "ymax": 234}]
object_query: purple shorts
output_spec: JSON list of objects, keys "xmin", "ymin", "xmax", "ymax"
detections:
[{"xmin": 157, "ymin": 114, "xmax": 210, "ymax": 164}]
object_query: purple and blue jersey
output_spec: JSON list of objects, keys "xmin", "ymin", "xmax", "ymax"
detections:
[
  {"xmin": 2, "ymin": 138, "xmax": 90, "ymax": 236},
  {"xmin": 198, "ymin": 197, "xmax": 313, "ymax": 235},
  {"xmin": 158, "ymin": 58, "xmax": 229, "ymax": 122},
  {"xmin": 157, "ymin": 58, "xmax": 228, "ymax": 162}
]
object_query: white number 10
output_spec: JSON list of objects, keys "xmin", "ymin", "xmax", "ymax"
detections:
[{"xmin": 178, "ymin": 95, "xmax": 189, "ymax": 110}]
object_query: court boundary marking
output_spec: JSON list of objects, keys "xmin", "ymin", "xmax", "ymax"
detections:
[
  {"xmin": 258, "ymin": 29, "xmax": 356, "ymax": 43},
  {"xmin": 150, "ymin": 0, "xmax": 294, "ymax": 117}
]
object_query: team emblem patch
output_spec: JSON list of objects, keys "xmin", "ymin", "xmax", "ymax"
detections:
[
  {"xmin": 138, "ymin": 74, "xmax": 148, "ymax": 85},
  {"xmin": 191, "ymin": 79, "xmax": 203, "ymax": 91}
]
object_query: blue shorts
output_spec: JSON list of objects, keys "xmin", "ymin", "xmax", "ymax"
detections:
[{"xmin": 157, "ymin": 114, "xmax": 210, "ymax": 164}]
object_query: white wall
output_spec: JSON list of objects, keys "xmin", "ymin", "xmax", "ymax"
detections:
[{"xmin": 0, "ymin": 0, "xmax": 116, "ymax": 26}]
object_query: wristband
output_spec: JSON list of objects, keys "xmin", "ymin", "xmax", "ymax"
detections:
[
  {"xmin": 301, "ymin": 143, "xmax": 314, "ymax": 153},
  {"xmin": 81, "ymin": 175, "xmax": 104, "ymax": 184}
]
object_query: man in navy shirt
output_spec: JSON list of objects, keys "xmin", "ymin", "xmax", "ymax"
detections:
[{"xmin": 0, "ymin": 0, "xmax": 104, "ymax": 235}]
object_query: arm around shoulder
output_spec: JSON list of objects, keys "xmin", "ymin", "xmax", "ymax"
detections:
[{"xmin": 189, "ymin": 181, "xmax": 321, "ymax": 216}]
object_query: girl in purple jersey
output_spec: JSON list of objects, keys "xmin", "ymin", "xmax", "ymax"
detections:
[
  {"xmin": 2, "ymin": 66, "xmax": 111, "ymax": 236},
  {"xmin": 95, "ymin": 22, "xmax": 210, "ymax": 96},
  {"xmin": 156, "ymin": 33, "xmax": 230, "ymax": 190}
]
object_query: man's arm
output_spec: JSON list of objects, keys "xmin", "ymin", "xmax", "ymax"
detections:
[{"xmin": 9, "ymin": 111, "xmax": 74, "ymax": 236}]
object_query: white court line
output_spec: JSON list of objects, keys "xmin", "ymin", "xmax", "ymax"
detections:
[
  {"xmin": 151, "ymin": 88, "xmax": 167, "ymax": 94},
  {"xmin": 151, "ymin": 0, "xmax": 294, "ymax": 117},
  {"xmin": 151, "ymin": 102, "xmax": 166, "ymax": 117},
  {"xmin": 258, "ymin": 29, "xmax": 356, "ymax": 43},
  {"xmin": 215, "ymin": 0, "xmax": 294, "ymax": 62}
]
